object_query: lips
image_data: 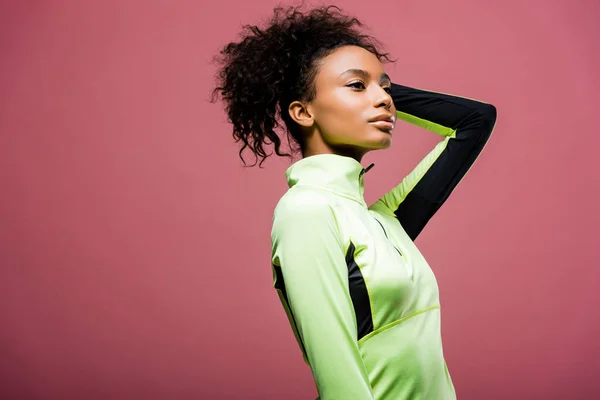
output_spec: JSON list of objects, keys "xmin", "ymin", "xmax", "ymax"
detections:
[
  {"xmin": 369, "ymin": 114, "xmax": 395, "ymax": 123},
  {"xmin": 370, "ymin": 120, "xmax": 395, "ymax": 130},
  {"xmin": 369, "ymin": 114, "xmax": 395, "ymax": 131}
]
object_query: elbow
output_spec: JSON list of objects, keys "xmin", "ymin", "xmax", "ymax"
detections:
[
  {"xmin": 480, "ymin": 104, "xmax": 497, "ymax": 132},
  {"xmin": 461, "ymin": 103, "xmax": 497, "ymax": 138},
  {"xmin": 463, "ymin": 104, "xmax": 496, "ymax": 138}
]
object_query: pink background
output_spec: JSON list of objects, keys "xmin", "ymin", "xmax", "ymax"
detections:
[{"xmin": 1, "ymin": 1, "xmax": 599, "ymax": 399}]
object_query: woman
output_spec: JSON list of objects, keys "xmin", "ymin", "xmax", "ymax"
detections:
[{"xmin": 212, "ymin": 5, "xmax": 497, "ymax": 400}]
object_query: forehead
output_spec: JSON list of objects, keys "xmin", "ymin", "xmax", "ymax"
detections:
[{"xmin": 316, "ymin": 45, "xmax": 385, "ymax": 82}]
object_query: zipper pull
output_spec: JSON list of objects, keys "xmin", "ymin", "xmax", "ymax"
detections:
[{"xmin": 359, "ymin": 163, "xmax": 375, "ymax": 177}]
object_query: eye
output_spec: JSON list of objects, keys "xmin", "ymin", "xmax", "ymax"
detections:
[
  {"xmin": 383, "ymin": 86, "xmax": 392, "ymax": 94},
  {"xmin": 347, "ymin": 81, "xmax": 366, "ymax": 90}
]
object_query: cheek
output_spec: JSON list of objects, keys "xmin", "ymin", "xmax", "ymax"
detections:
[{"xmin": 317, "ymin": 93, "xmax": 365, "ymax": 133}]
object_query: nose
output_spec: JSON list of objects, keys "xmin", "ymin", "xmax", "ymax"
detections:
[{"xmin": 374, "ymin": 87, "xmax": 393, "ymax": 110}]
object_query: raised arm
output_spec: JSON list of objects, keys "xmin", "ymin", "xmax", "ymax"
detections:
[
  {"xmin": 271, "ymin": 195, "xmax": 374, "ymax": 400},
  {"xmin": 371, "ymin": 82, "xmax": 497, "ymax": 241}
]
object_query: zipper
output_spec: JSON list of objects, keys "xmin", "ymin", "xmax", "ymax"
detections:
[
  {"xmin": 374, "ymin": 217, "xmax": 414, "ymax": 279},
  {"xmin": 373, "ymin": 218, "xmax": 404, "ymax": 257},
  {"xmin": 359, "ymin": 165, "xmax": 403, "ymax": 258},
  {"xmin": 360, "ymin": 165, "xmax": 413, "ymax": 279}
]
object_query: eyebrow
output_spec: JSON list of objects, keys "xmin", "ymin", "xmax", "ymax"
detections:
[{"xmin": 340, "ymin": 69, "xmax": 391, "ymax": 83}]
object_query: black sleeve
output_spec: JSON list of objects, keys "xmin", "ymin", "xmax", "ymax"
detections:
[{"xmin": 372, "ymin": 83, "xmax": 497, "ymax": 241}]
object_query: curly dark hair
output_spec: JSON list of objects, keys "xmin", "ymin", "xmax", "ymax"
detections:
[{"xmin": 210, "ymin": 3, "xmax": 394, "ymax": 167}]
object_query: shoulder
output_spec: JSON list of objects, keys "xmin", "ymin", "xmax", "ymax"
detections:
[
  {"xmin": 273, "ymin": 186, "xmax": 337, "ymax": 222},
  {"xmin": 271, "ymin": 187, "xmax": 345, "ymax": 250},
  {"xmin": 271, "ymin": 187, "xmax": 343, "ymax": 241}
]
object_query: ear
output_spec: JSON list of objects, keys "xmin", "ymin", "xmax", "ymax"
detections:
[{"xmin": 288, "ymin": 101, "xmax": 314, "ymax": 128}]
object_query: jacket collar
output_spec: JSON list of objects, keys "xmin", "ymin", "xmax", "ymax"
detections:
[{"xmin": 285, "ymin": 154, "xmax": 374, "ymax": 206}]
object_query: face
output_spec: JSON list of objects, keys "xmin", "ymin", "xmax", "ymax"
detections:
[{"xmin": 290, "ymin": 45, "xmax": 397, "ymax": 159}]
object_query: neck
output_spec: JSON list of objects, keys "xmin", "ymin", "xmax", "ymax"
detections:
[{"xmin": 301, "ymin": 135, "xmax": 367, "ymax": 163}]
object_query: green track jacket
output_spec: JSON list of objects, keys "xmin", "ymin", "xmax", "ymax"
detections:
[{"xmin": 271, "ymin": 83, "xmax": 497, "ymax": 399}]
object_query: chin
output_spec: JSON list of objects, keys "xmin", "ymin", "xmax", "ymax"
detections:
[
  {"xmin": 368, "ymin": 134, "xmax": 393, "ymax": 149},
  {"xmin": 334, "ymin": 132, "xmax": 393, "ymax": 154}
]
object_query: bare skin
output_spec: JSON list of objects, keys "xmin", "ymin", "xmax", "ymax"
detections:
[{"xmin": 288, "ymin": 45, "xmax": 397, "ymax": 163}]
